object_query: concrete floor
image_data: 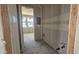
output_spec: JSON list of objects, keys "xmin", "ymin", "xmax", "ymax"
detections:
[{"xmin": 23, "ymin": 33, "xmax": 58, "ymax": 54}]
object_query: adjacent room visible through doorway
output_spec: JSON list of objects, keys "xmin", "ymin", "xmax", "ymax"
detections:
[
  {"xmin": 22, "ymin": 6, "xmax": 34, "ymax": 41},
  {"xmin": 21, "ymin": 5, "xmax": 58, "ymax": 54}
]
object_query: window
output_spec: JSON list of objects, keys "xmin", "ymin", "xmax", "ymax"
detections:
[
  {"xmin": 22, "ymin": 16, "xmax": 34, "ymax": 28},
  {"xmin": 27, "ymin": 17, "xmax": 34, "ymax": 27},
  {"xmin": 22, "ymin": 16, "xmax": 27, "ymax": 28}
]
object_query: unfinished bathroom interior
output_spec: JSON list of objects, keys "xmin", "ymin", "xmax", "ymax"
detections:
[{"xmin": 17, "ymin": 4, "xmax": 70, "ymax": 54}]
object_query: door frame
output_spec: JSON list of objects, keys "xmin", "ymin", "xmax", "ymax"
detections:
[
  {"xmin": 67, "ymin": 4, "xmax": 78, "ymax": 54},
  {"xmin": 1, "ymin": 4, "xmax": 12, "ymax": 54},
  {"xmin": 16, "ymin": 5, "xmax": 24, "ymax": 53}
]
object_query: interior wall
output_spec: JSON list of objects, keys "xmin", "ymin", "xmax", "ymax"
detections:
[
  {"xmin": 7, "ymin": 5, "xmax": 20, "ymax": 54},
  {"xmin": 0, "ymin": 5, "xmax": 6, "ymax": 54},
  {"xmin": 74, "ymin": 5, "xmax": 79, "ymax": 54},
  {"xmin": 42, "ymin": 5, "xmax": 70, "ymax": 53},
  {"xmin": 33, "ymin": 5, "xmax": 42, "ymax": 40},
  {"xmin": 59, "ymin": 5, "xmax": 70, "ymax": 53}
]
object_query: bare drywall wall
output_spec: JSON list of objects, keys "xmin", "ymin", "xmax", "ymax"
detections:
[
  {"xmin": 74, "ymin": 5, "xmax": 79, "ymax": 54},
  {"xmin": 59, "ymin": 5, "xmax": 70, "ymax": 54},
  {"xmin": 42, "ymin": 5, "xmax": 61, "ymax": 50},
  {"xmin": 42, "ymin": 5, "xmax": 70, "ymax": 53},
  {"xmin": 0, "ymin": 5, "xmax": 6, "ymax": 54},
  {"xmin": 7, "ymin": 5, "xmax": 20, "ymax": 54},
  {"xmin": 34, "ymin": 5, "xmax": 42, "ymax": 40}
]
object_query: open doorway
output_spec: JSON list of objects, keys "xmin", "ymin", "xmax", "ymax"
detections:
[
  {"xmin": 21, "ymin": 6, "xmax": 34, "ymax": 41},
  {"xmin": 21, "ymin": 6, "xmax": 36, "ymax": 53}
]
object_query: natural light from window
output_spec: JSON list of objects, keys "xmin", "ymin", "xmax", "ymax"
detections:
[{"xmin": 22, "ymin": 16, "xmax": 34, "ymax": 28}]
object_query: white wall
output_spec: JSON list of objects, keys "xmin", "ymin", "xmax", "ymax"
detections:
[
  {"xmin": 59, "ymin": 5, "xmax": 70, "ymax": 54},
  {"xmin": 0, "ymin": 5, "xmax": 6, "ymax": 54},
  {"xmin": 42, "ymin": 5, "xmax": 70, "ymax": 53},
  {"xmin": 74, "ymin": 5, "xmax": 79, "ymax": 54},
  {"xmin": 42, "ymin": 5, "xmax": 61, "ymax": 50},
  {"xmin": 7, "ymin": 5, "xmax": 20, "ymax": 54},
  {"xmin": 34, "ymin": 5, "xmax": 42, "ymax": 40}
]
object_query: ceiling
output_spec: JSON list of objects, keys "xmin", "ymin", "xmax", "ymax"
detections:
[{"xmin": 22, "ymin": 6, "xmax": 33, "ymax": 16}]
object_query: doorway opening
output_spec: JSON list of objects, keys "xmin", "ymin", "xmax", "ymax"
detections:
[
  {"xmin": 21, "ymin": 6, "xmax": 34, "ymax": 42},
  {"xmin": 21, "ymin": 6, "xmax": 37, "ymax": 53}
]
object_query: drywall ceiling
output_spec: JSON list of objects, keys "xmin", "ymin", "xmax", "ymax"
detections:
[{"xmin": 22, "ymin": 6, "xmax": 33, "ymax": 16}]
